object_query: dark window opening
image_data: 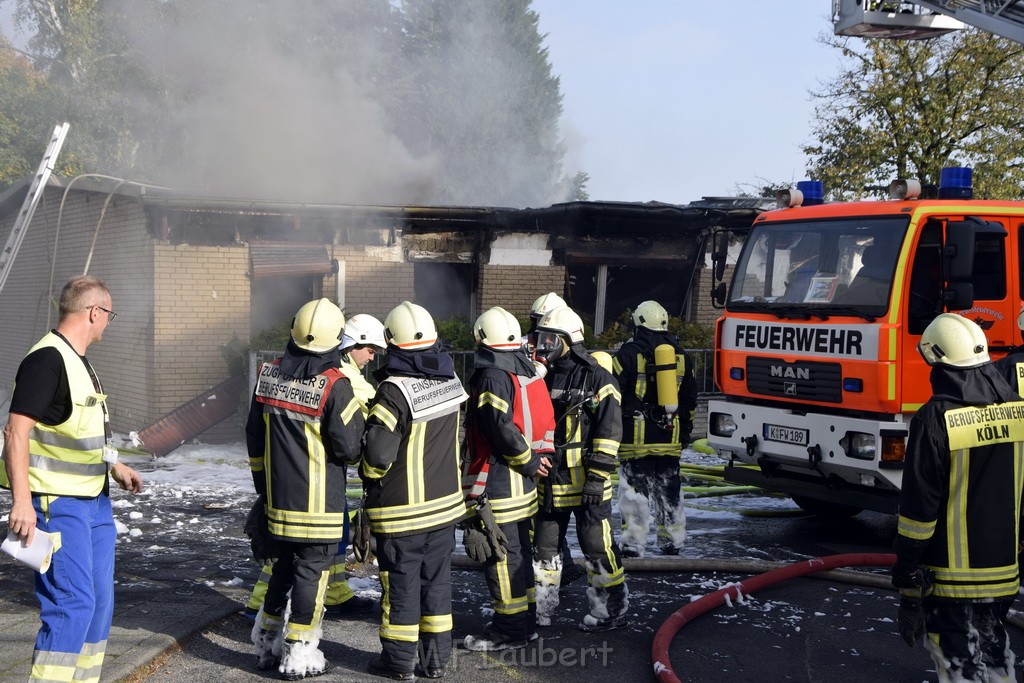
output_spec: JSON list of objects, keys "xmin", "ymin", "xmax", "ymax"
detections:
[
  {"xmin": 567, "ymin": 263, "xmax": 690, "ymax": 331},
  {"xmin": 413, "ymin": 262, "xmax": 473, "ymax": 322},
  {"xmin": 251, "ymin": 276, "xmax": 322, "ymax": 339}
]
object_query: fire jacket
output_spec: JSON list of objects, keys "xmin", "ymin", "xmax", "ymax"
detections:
[
  {"xmin": 613, "ymin": 328, "xmax": 697, "ymax": 460},
  {"xmin": 895, "ymin": 362, "xmax": 1024, "ymax": 600},
  {"xmin": 360, "ymin": 347, "xmax": 468, "ymax": 538},
  {"xmin": 0, "ymin": 332, "xmax": 108, "ymax": 497},
  {"xmin": 539, "ymin": 348, "xmax": 622, "ymax": 509},
  {"xmin": 247, "ymin": 349, "xmax": 364, "ymax": 544},
  {"xmin": 993, "ymin": 350, "xmax": 1024, "ymax": 395},
  {"xmin": 465, "ymin": 348, "xmax": 555, "ymax": 524}
]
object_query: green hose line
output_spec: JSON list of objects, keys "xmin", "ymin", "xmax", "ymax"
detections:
[
  {"xmin": 685, "ymin": 501, "xmax": 807, "ymax": 517},
  {"xmin": 683, "ymin": 486, "xmax": 760, "ymax": 498}
]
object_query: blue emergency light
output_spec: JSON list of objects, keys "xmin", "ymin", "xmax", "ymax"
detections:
[
  {"xmin": 938, "ymin": 166, "xmax": 972, "ymax": 199},
  {"xmin": 796, "ymin": 181, "xmax": 824, "ymax": 206}
]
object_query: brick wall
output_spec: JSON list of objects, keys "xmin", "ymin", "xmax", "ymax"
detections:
[
  {"xmin": 153, "ymin": 244, "xmax": 250, "ymax": 441},
  {"xmin": 476, "ymin": 265, "xmax": 566, "ymax": 319},
  {"xmin": 0, "ymin": 188, "xmax": 156, "ymax": 436}
]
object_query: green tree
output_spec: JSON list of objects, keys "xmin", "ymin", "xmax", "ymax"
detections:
[
  {"xmin": 397, "ymin": 0, "xmax": 568, "ymax": 207},
  {"xmin": 805, "ymin": 29, "xmax": 1024, "ymax": 201}
]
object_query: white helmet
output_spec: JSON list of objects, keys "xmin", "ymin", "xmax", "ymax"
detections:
[
  {"xmin": 530, "ymin": 292, "xmax": 567, "ymax": 322},
  {"xmin": 291, "ymin": 298, "xmax": 345, "ymax": 353},
  {"xmin": 918, "ymin": 313, "xmax": 990, "ymax": 368},
  {"xmin": 384, "ymin": 301, "xmax": 437, "ymax": 350},
  {"xmin": 536, "ymin": 306, "xmax": 585, "ymax": 345},
  {"xmin": 342, "ymin": 313, "xmax": 387, "ymax": 351},
  {"xmin": 633, "ymin": 300, "xmax": 669, "ymax": 331},
  {"xmin": 1018, "ymin": 309, "xmax": 1024, "ymax": 332},
  {"xmin": 474, "ymin": 307, "xmax": 523, "ymax": 350}
]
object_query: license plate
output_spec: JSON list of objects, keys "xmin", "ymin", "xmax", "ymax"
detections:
[{"xmin": 763, "ymin": 424, "xmax": 809, "ymax": 446}]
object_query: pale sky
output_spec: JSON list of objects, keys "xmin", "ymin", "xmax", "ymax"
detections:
[
  {"xmin": 532, "ymin": 1, "xmax": 844, "ymax": 204},
  {"xmin": 0, "ymin": 1, "xmax": 845, "ymax": 206}
]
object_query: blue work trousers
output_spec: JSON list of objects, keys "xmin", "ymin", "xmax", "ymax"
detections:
[{"xmin": 31, "ymin": 493, "xmax": 116, "ymax": 683}]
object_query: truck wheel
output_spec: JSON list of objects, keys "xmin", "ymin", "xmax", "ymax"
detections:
[{"xmin": 791, "ymin": 495, "xmax": 862, "ymax": 519}]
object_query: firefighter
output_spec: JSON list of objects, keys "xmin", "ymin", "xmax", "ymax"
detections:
[
  {"xmin": 242, "ymin": 314, "xmax": 385, "ymax": 621},
  {"xmin": 247, "ymin": 298, "xmax": 365, "ymax": 680},
  {"xmin": 613, "ymin": 300, "xmax": 697, "ymax": 557},
  {"xmin": 361, "ymin": 302, "xmax": 468, "ymax": 680},
  {"xmin": 993, "ymin": 309, "xmax": 1024, "ymax": 394},
  {"xmin": 462, "ymin": 307, "xmax": 554, "ymax": 651},
  {"xmin": 893, "ymin": 313, "xmax": 1024, "ymax": 682},
  {"xmin": 523, "ymin": 291, "xmax": 585, "ymax": 584},
  {"xmin": 532, "ymin": 305, "xmax": 629, "ymax": 632}
]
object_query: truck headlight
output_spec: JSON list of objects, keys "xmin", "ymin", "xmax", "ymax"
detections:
[
  {"xmin": 710, "ymin": 412, "xmax": 737, "ymax": 437},
  {"xmin": 840, "ymin": 432, "xmax": 875, "ymax": 460}
]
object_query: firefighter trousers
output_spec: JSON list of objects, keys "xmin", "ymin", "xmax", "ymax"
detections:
[
  {"xmin": 483, "ymin": 518, "xmax": 535, "ymax": 641},
  {"xmin": 30, "ymin": 493, "xmax": 115, "ymax": 683},
  {"xmin": 618, "ymin": 456, "xmax": 686, "ymax": 556},
  {"xmin": 533, "ymin": 501, "xmax": 626, "ymax": 622},
  {"xmin": 247, "ymin": 506, "xmax": 355, "ymax": 611},
  {"xmin": 923, "ymin": 597, "xmax": 1016, "ymax": 682},
  {"xmin": 375, "ymin": 526, "xmax": 455, "ymax": 674},
  {"xmin": 264, "ymin": 541, "xmax": 336, "ymax": 642}
]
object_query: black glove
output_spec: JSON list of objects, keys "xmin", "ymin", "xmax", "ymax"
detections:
[
  {"xmin": 897, "ymin": 596, "xmax": 927, "ymax": 647},
  {"xmin": 462, "ymin": 525, "xmax": 492, "ymax": 564},
  {"xmin": 352, "ymin": 508, "xmax": 373, "ymax": 563},
  {"xmin": 475, "ymin": 500, "xmax": 509, "ymax": 562},
  {"xmin": 243, "ymin": 494, "xmax": 280, "ymax": 565},
  {"xmin": 580, "ymin": 473, "xmax": 605, "ymax": 508}
]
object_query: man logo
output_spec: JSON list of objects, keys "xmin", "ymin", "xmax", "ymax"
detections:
[
  {"xmin": 784, "ymin": 382, "xmax": 798, "ymax": 396},
  {"xmin": 972, "ymin": 317, "xmax": 995, "ymax": 331}
]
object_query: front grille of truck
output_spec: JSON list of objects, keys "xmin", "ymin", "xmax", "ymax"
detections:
[{"xmin": 746, "ymin": 357, "xmax": 843, "ymax": 403}]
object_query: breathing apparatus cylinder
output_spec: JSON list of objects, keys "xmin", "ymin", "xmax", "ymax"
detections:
[
  {"xmin": 591, "ymin": 350, "xmax": 613, "ymax": 373},
  {"xmin": 654, "ymin": 343, "xmax": 679, "ymax": 416}
]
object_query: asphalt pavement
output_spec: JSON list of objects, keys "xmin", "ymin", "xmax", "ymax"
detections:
[{"xmin": 0, "ymin": 456, "xmax": 1023, "ymax": 682}]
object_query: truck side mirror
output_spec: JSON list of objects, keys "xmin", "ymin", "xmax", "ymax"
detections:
[
  {"xmin": 712, "ymin": 281, "xmax": 727, "ymax": 308},
  {"xmin": 943, "ymin": 282, "xmax": 975, "ymax": 310},
  {"xmin": 712, "ymin": 230, "xmax": 729, "ymax": 282}
]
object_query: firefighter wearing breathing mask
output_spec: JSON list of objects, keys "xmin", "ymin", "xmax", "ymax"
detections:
[
  {"xmin": 531, "ymin": 305, "xmax": 629, "ymax": 632},
  {"xmin": 524, "ymin": 292, "xmax": 567, "ymax": 354},
  {"xmin": 461, "ymin": 307, "xmax": 555, "ymax": 652},
  {"xmin": 612, "ymin": 300, "xmax": 696, "ymax": 558},
  {"xmin": 893, "ymin": 313, "xmax": 1024, "ymax": 682}
]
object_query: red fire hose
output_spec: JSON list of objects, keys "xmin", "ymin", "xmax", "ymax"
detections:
[{"xmin": 650, "ymin": 552, "xmax": 897, "ymax": 683}]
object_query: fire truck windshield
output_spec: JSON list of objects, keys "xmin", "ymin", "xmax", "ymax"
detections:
[{"xmin": 726, "ymin": 216, "xmax": 910, "ymax": 317}]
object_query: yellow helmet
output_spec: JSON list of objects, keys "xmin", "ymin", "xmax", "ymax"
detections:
[
  {"xmin": 633, "ymin": 300, "xmax": 669, "ymax": 331},
  {"xmin": 384, "ymin": 301, "xmax": 437, "ymax": 350},
  {"xmin": 474, "ymin": 307, "xmax": 523, "ymax": 350},
  {"xmin": 918, "ymin": 313, "xmax": 989, "ymax": 368},
  {"xmin": 291, "ymin": 298, "xmax": 345, "ymax": 353}
]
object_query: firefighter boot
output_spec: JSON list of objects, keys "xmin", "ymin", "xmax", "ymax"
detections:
[
  {"xmin": 579, "ymin": 583, "xmax": 629, "ymax": 633},
  {"xmin": 278, "ymin": 639, "xmax": 331, "ymax": 680},
  {"xmin": 533, "ymin": 555, "xmax": 562, "ymax": 626}
]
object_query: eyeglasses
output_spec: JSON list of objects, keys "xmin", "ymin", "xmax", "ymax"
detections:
[{"xmin": 89, "ymin": 305, "xmax": 117, "ymax": 322}]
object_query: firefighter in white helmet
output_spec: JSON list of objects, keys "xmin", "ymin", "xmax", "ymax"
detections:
[
  {"xmin": 612, "ymin": 300, "xmax": 697, "ymax": 557},
  {"xmin": 531, "ymin": 305, "xmax": 629, "ymax": 632},
  {"xmin": 461, "ymin": 307, "xmax": 555, "ymax": 651},
  {"xmin": 894, "ymin": 313, "xmax": 1024, "ymax": 681},
  {"xmin": 361, "ymin": 302, "xmax": 468, "ymax": 679},
  {"xmin": 247, "ymin": 298, "xmax": 365, "ymax": 679}
]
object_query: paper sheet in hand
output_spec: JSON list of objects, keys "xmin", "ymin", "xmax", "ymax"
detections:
[{"xmin": 1, "ymin": 530, "xmax": 60, "ymax": 573}]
